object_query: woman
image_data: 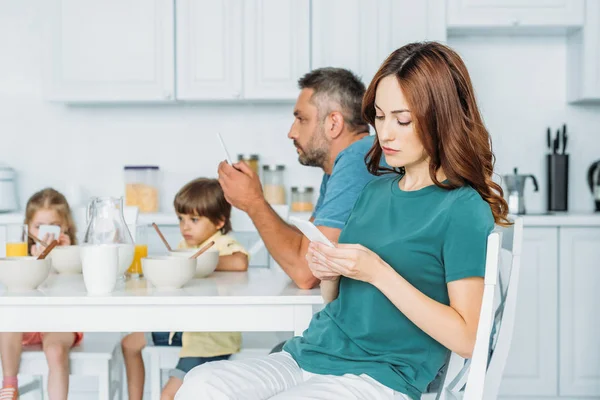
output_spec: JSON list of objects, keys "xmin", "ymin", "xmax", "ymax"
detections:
[{"xmin": 175, "ymin": 42, "xmax": 510, "ymax": 400}]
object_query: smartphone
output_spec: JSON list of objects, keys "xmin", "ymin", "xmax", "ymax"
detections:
[
  {"xmin": 38, "ymin": 224, "xmax": 61, "ymax": 242},
  {"xmin": 289, "ymin": 217, "xmax": 334, "ymax": 248},
  {"xmin": 217, "ymin": 132, "xmax": 234, "ymax": 165}
]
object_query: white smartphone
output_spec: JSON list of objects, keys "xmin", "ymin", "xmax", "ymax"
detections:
[
  {"xmin": 289, "ymin": 217, "xmax": 334, "ymax": 248},
  {"xmin": 38, "ymin": 224, "xmax": 61, "ymax": 242},
  {"xmin": 217, "ymin": 132, "xmax": 234, "ymax": 165}
]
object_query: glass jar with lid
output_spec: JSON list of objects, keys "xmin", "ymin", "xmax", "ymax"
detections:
[
  {"xmin": 124, "ymin": 166, "xmax": 160, "ymax": 213},
  {"xmin": 237, "ymin": 154, "xmax": 260, "ymax": 175},
  {"xmin": 291, "ymin": 187, "xmax": 314, "ymax": 212},
  {"xmin": 262, "ymin": 165, "xmax": 286, "ymax": 205}
]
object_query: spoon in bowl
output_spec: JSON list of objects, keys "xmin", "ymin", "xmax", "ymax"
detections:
[
  {"xmin": 190, "ymin": 241, "xmax": 215, "ymax": 259},
  {"xmin": 28, "ymin": 232, "xmax": 49, "ymax": 248},
  {"xmin": 37, "ymin": 240, "xmax": 58, "ymax": 260},
  {"xmin": 152, "ymin": 223, "xmax": 173, "ymax": 252}
]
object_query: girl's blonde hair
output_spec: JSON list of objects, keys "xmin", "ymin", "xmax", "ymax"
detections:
[{"xmin": 24, "ymin": 188, "xmax": 77, "ymax": 247}]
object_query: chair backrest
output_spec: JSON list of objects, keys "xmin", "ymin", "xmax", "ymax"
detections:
[{"xmin": 435, "ymin": 217, "xmax": 524, "ymax": 400}]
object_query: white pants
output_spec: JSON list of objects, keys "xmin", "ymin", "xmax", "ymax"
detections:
[{"xmin": 175, "ymin": 351, "xmax": 410, "ymax": 400}]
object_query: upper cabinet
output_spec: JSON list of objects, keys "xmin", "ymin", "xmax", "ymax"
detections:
[
  {"xmin": 312, "ymin": 0, "xmax": 446, "ymax": 86},
  {"xmin": 43, "ymin": 0, "xmax": 308, "ymax": 102},
  {"xmin": 447, "ymin": 0, "xmax": 585, "ymax": 32},
  {"xmin": 567, "ymin": 0, "xmax": 600, "ymax": 103},
  {"xmin": 176, "ymin": 0, "xmax": 242, "ymax": 100},
  {"xmin": 243, "ymin": 0, "xmax": 310, "ymax": 99},
  {"xmin": 43, "ymin": 0, "xmax": 175, "ymax": 103}
]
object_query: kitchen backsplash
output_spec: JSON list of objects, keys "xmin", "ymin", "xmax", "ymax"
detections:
[{"xmin": 1, "ymin": 3, "xmax": 600, "ymax": 213}]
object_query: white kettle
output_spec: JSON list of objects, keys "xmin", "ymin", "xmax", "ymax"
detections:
[{"xmin": 0, "ymin": 164, "xmax": 19, "ymax": 212}]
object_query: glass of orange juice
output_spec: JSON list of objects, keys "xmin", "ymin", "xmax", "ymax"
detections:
[
  {"xmin": 6, "ymin": 224, "xmax": 28, "ymax": 257},
  {"xmin": 127, "ymin": 224, "xmax": 148, "ymax": 278}
]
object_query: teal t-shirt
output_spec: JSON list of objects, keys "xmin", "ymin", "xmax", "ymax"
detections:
[{"xmin": 284, "ymin": 175, "xmax": 494, "ymax": 399}]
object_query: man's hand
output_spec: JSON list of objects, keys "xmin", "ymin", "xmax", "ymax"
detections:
[{"xmin": 218, "ymin": 160, "xmax": 265, "ymax": 212}]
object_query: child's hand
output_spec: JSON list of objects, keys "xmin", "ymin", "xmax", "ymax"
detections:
[
  {"xmin": 30, "ymin": 244, "xmax": 43, "ymax": 257},
  {"xmin": 58, "ymin": 233, "xmax": 71, "ymax": 246}
]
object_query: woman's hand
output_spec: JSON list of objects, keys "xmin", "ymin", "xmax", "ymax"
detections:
[
  {"xmin": 308, "ymin": 242, "xmax": 389, "ymax": 284},
  {"xmin": 306, "ymin": 244, "xmax": 341, "ymax": 281}
]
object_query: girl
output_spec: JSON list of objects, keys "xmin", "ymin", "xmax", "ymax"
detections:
[
  {"xmin": 0, "ymin": 188, "xmax": 82, "ymax": 400},
  {"xmin": 122, "ymin": 178, "xmax": 248, "ymax": 400},
  {"xmin": 175, "ymin": 42, "xmax": 510, "ymax": 400}
]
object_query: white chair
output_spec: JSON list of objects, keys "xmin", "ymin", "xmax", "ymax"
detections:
[
  {"xmin": 433, "ymin": 217, "xmax": 524, "ymax": 400},
  {"xmin": 0, "ymin": 336, "xmax": 124, "ymax": 400}
]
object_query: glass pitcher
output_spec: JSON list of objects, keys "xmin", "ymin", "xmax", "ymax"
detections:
[{"xmin": 83, "ymin": 197, "xmax": 135, "ymax": 277}]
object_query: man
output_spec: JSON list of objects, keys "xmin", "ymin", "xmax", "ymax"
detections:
[{"xmin": 218, "ymin": 67, "xmax": 378, "ymax": 290}]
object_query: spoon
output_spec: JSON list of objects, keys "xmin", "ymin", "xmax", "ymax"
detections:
[
  {"xmin": 152, "ymin": 223, "xmax": 172, "ymax": 252},
  {"xmin": 28, "ymin": 232, "xmax": 49, "ymax": 248},
  {"xmin": 37, "ymin": 240, "xmax": 58, "ymax": 260},
  {"xmin": 190, "ymin": 241, "xmax": 215, "ymax": 259}
]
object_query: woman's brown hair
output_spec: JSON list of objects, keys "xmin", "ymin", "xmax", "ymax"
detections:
[
  {"xmin": 363, "ymin": 42, "xmax": 510, "ymax": 226},
  {"xmin": 24, "ymin": 188, "xmax": 78, "ymax": 248},
  {"xmin": 174, "ymin": 178, "xmax": 232, "ymax": 234}
]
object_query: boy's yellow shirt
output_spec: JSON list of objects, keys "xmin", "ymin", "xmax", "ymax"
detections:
[{"xmin": 174, "ymin": 231, "xmax": 248, "ymax": 357}]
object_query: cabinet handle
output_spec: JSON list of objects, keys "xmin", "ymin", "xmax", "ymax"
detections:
[
  {"xmin": 164, "ymin": 92, "xmax": 173, "ymax": 100},
  {"xmin": 233, "ymin": 91, "xmax": 241, "ymax": 98},
  {"xmin": 511, "ymin": 18, "xmax": 520, "ymax": 26}
]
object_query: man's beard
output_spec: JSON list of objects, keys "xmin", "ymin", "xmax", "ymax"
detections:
[{"xmin": 295, "ymin": 126, "xmax": 329, "ymax": 168}]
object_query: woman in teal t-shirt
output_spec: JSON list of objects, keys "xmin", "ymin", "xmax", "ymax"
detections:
[{"xmin": 176, "ymin": 42, "xmax": 511, "ymax": 400}]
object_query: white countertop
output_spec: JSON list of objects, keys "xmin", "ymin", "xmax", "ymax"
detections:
[
  {"xmin": 1, "ymin": 210, "xmax": 599, "ymax": 227},
  {"xmin": 520, "ymin": 213, "xmax": 600, "ymax": 227}
]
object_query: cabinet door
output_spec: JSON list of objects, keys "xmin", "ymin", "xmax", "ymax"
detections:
[
  {"xmin": 447, "ymin": 0, "xmax": 584, "ymax": 30},
  {"xmin": 500, "ymin": 228, "xmax": 558, "ymax": 396},
  {"xmin": 43, "ymin": 0, "xmax": 175, "ymax": 102},
  {"xmin": 176, "ymin": 0, "xmax": 242, "ymax": 100},
  {"xmin": 243, "ymin": 0, "xmax": 310, "ymax": 100},
  {"xmin": 559, "ymin": 228, "xmax": 600, "ymax": 397},
  {"xmin": 312, "ymin": 0, "xmax": 446, "ymax": 86},
  {"xmin": 567, "ymin": 0, "xmax": 600, "ymax": 103}
]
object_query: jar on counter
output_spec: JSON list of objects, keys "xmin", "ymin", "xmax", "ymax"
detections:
[
  {"xmin": 237, "ymin": 154, "xmax": 260, "ymax": 174},
  {"xmin": 124, "ymin": 166, "xmax": 160, "ymax": 213},
  {"xmin": 291, "ymin": 187, "xmax": 314, "ymax": 212},
  {"xmin": 263, "ymin": 165, "xmax": 286, "ymax": 205}
]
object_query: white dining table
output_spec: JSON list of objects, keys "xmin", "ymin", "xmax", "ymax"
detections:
[{"xmin": 0, "ymin": 268, "xmax": 324, "ymax": 335}]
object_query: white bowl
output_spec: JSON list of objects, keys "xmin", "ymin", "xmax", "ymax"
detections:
[
  {"xmin": 0, "ymin": 257, "xmax": 51, "ymax": 291},
  {"xmin": 50, "ymin": 246, "xmax": 82, "ymax": 274},
  {"xmin": 142, "ymin": 256, "xmax": 196, "ymax": 290},
  {"xmin": 169, "ymin": 248, "xmax": 219, "ymax": 278}
]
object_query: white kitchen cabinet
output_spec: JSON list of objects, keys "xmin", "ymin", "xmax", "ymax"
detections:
[
  {"xmin": 500, "ymin": 227, "xmax": 558, "ymax": 396},
  {"xmin": 43, "ymin": 0, "xmax": 175, "ymax": 103},
  {"xmin": 176, "ymin": 0, "xmax": 243, "ymax": 100},
  {"xmin": 243, "ymin": 0, "xmax": 310, "ymax": 100},
  {"xmin": 447, "ymin": 0, "xmax": 584, "ymax": 32},
  {"xmin": 559, "ymin": 227, "xmax": 600, "ymax": 397},
  {"xmin": 312, "ymin": 0, "xmax": 446, "ymax": 86},
  {"xmin": 567, "ymin": 0, "xmax": 600, "ymax": 103}
]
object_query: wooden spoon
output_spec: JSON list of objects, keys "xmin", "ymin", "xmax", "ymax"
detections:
[
  {"xmin": 190, "ymin": 241, "xmax": 215, "ymax": 259},
  {"xmin": 37, "ymin": 240, "xmax": 58, "ymax": 260},
  {"xmin": 28, "ymin": 232, "xmax": 49, "ymax": 248},
  {"xmin": 152, "ymin": 223, "xmax": 172, "ymax": 252}
]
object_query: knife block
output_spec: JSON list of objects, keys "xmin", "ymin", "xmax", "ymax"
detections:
[{"xmin": 547, "ymin": 154, "xmax": 569, "ymax": 212}]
